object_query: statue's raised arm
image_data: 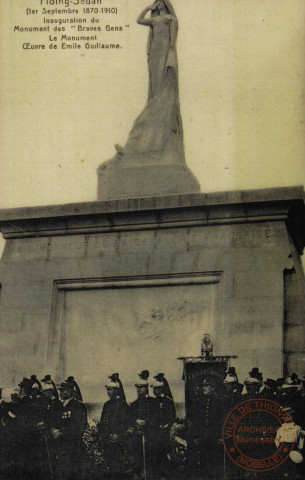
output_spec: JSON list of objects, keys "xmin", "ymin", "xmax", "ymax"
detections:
[
  {"xmin": 97, "ymin": 0, "xmax": 200, "ymax": 200},
  {"xmin": 136, "ymin": 3, "xmax": 156, "ymax": 26}
]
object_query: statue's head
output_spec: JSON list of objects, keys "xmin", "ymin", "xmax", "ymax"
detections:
[{"xmin": 155, "ymin": 0, "xmax": 169, "ymax": 14}]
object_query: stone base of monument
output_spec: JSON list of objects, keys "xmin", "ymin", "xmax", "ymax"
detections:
[
  {"xmin": 97, "ymin": 161, "xmax": 200, "ymax": 200},
  {"xmin": 0, "ymin": 187, "xmax": 304, "ymax": 400}
]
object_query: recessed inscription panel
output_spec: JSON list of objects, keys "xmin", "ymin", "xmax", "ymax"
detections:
[{"xmin": 63, "ymin": 282, "xmax": 219, "ymax": 406}]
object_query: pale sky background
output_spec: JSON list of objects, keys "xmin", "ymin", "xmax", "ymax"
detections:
[{"xmin": 0, "ymin": 0, "xmax": 305, "ymax": 258}]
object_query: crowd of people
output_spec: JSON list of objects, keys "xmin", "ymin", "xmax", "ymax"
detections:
[{"xmin": 0, "ymin": 368, "xmax": 304, "ymax": 480}]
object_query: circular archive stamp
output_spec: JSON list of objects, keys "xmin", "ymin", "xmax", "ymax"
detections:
[{"xmin": 222, "ymin": 398, "xmax": 295, "ymax": 473}]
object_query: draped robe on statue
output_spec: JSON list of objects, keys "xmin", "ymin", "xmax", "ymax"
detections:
[
  {"xmin": 106, "ymin": 0, "xmax": 184, "ymax": 166},
  {"xmin": 123, "ymin": 8, "xmax": 184, "ymax": 165},
  {"xmin": 97, "ymin": 0, "xmax": 200, "ymax": 199}
]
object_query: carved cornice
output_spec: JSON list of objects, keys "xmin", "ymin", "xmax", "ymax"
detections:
[{"xmin": 0, "ymin": 186, "xmax": 304, "ymax": 252}]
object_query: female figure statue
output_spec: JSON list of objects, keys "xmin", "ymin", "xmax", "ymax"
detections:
[
  {"xmin": 114, "ymin": 0, "xmax": 185, "ymax": 165},
  {"xmin": 138, "ymin": 1, "xmax": 178, "ymax": 101},
  {"xmin": 97, "ymin": 0, "xmax": 200, "ymax": 199}
]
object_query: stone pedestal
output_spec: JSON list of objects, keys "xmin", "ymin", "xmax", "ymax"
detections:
[
  {"xmin": 0, "ymin": 186, "xmax": 304, "ymax": 403},
  {"xmin": 97, "ymin": 161, "xmax": 200, "ymax": 200}
]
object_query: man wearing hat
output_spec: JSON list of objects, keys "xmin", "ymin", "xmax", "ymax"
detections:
[
  {"xmin": 0, "ymin": 386, "xmax": 10, "ymax": 478},
  {"xmin": 222, "ymin": 370, "xmax": 243, "ymax": 480},
  {"xmin": 36, "ymin": 381, "xmax": 62, "ymax": 432},
  {"xmin": 108, "ymin": 373, "xmax": 126, "ymax": 402},
  {"xmin": 30, "ymin": 375, "xmax": 42, "ymax": 391},
  {"xmin": 129, "ymin": 378, "xmax": 158, "ymax": 479},
  {"xmin": 65, "ymin": 376, "xmax": 83, "ymax": 402},
  {"xmin": 285, "ymin": 372, "xmax": 301, "ymax": 386},
  {"xmin": 98, "ymin": 379, "xmax": 131, "ymax": 479},
  {"xmin": 260, "ymin": 378, "xmax": 278, "ymax": 400},
  {"xmin": 50, "ymin": 381, "xmax": 88, "ymax": 479},
  {"xmin": 41, "ymin": 374, "xmax": 59, "ymax": 400},
  {"xmin": 28, "ymin": 380, "xmax": 63, "ymax": 478},
  {"xmin": 188, "ymin": 376, "xmax": 223, "ymax": 479},
  {"xmin": 152, "ymin": 380, "xmax": 176, "ymax": 479},
  {"xmin": 243, "ymin": 374, "xmax": 261, "ymax": 400},
  {"xmin": 242, "ymin": 375, "xmax": 263, "ymax": 431},
  {"xmin": 278, "ymin": 378, "xmax": 304, "ymax": 429},
  {"xmin": 248, "ymin": 367, "xmax": 263, "ymax": 387},
  {"xmin": 223, "ymin": 368, "xmax": 242, "ymax": 415},
  {"xmin": 153, "ymin": 373, "xmax": 173, "ymax": 401},
  {"xmin": 11, "ymin": 378, "xmax": 36, "ymax": 477}
]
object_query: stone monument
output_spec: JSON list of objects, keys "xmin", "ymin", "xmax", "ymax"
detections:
[
  {"xmin": 97, "ymin": 0, "xmax": 200, "ymax": 200},
  {"xmin": 0, "ymin": 1, "xmax": 304, "ymax": 404}
]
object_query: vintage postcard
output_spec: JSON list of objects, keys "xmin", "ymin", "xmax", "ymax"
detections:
[{"xmin": 0, "ymin": 1, "xmax": 304, "ymax": 479}]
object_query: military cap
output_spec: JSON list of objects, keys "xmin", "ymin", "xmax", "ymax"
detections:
[
  {"xmin": 244, "ymin": 376, "xmax": 260, "ymax": 385},
  {"xmin": 151, "ymin": 380, "xmax": 164, "ymax": 388},
  {"xmin": 18, "ymin": 377, "xmax": 32, "ymax": 392},
  {"xmin": 224, "ymin": 368, "xmax": 238, "ymax": 383},
  {"xmin": 30, "ymin": 375, "xmax": 41, "ymax": 387},
  {"xmin": 57, "ymin": 382, "xmax": 74, "ymax": 391},
  {"xmin": 65, "ymin": 376, "xmax": 75, "ymax": 383},
  {"xmin": 135, "ymin": 379, "xmax": 149, "ymax": 387},
  {"xmin": 41, "ymin": 374, "xmax": 52, "ymax": 383},
  {"xmin": 284, "ymin": 373, "xmax": 301, "ymax": 386},
  {"xmin": 138, "ymin": 370, "xmax": 149, "ymax": 380},
  {"xmin": 281, "ymin": 383, "xmax": 299, "ymax": 390},
  {"xmin": 105, "ymin": 381, "xmax": 120, "ymax": 388},
  {"xmin": 41, "ymin": 382, "xmax": 54, "ymax": 391},
  {"xmin": 223, "ymin": 373, "xmax": 237, "ymax": 384}
]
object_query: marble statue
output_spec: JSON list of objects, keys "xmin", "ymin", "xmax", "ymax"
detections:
[
  {"xmin": 120, "ymin": 0, "xmax": 183, "ymax": 165},
  {"xmin": 97, "ymin": 0, "xmax": 200, "ymax": 200}
]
